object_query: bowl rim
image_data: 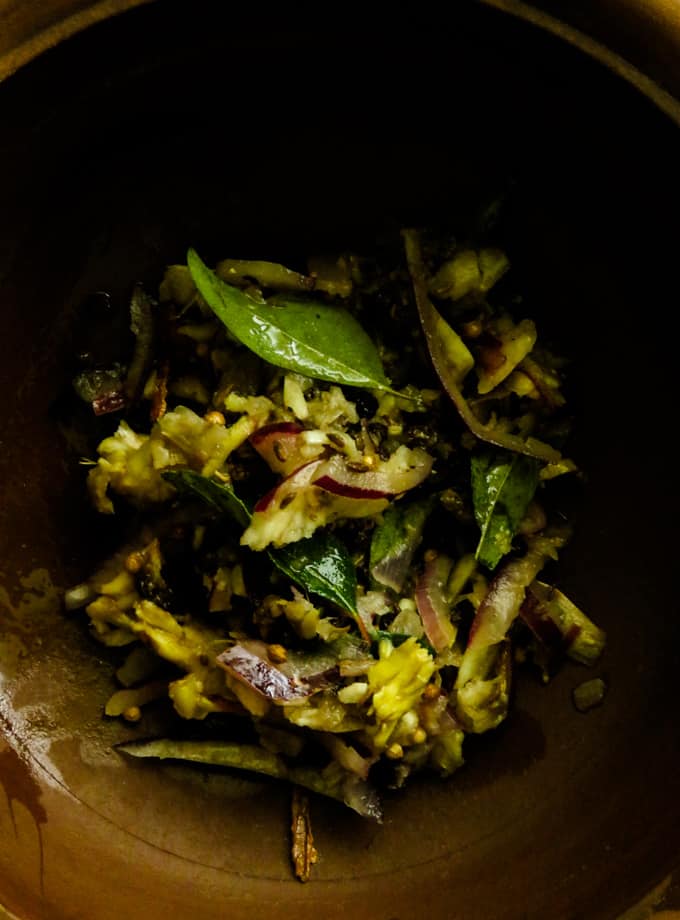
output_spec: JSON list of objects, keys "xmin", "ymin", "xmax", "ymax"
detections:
[
  {"xmin": 1, "ymin": 0, "xmax": 680, "ymax": 127},
  {"xmin": 485, "ymin": 0, "xmax": 680, "ymax": 126}
]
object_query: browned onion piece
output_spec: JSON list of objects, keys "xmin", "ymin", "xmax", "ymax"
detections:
[
  {"xmin": 217, "ymin": 643, "xmax": 311, "ymax": 703},
  {"xmin": 217, "ymin": 640, "xmax": 348, "ymax": 704}
]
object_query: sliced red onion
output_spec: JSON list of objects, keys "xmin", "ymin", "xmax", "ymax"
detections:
[
  {"xmin": 415, "ymin": 555, "xmax": 457, "ymax": 652},
  {"xmin": 73, "ymin": 366, "xmax": 126, "ymax": 416},
  {"xmin": 250, "ymin": 422, "xmax": 307, "ymax": 475},
  {"xmin": 467, "ymin": 562, "xmax": 532, "ymax": 652},
  {"xmin": 313, "ymin": 448, "xmax": 433, "ymax": 500},
  {"xmin": 313, "ymin": 473, "xmax": 386, "ymax": 500},
  {"xmin": 457, "ymin": 530, "xmax": 569, "ymax": 686},
  {"xmin": 254, "ymin": 459, "xmax": 325, "ymax": 512},
  {"xmin": 519, "ymin": 588, "xmax": 567, "ymax": 649},
  {"xmin": 217, "ymin": 642, "xmax": 312, "ymax": 703},
  {"xmin": 520, "ymin": 581, "xmax": 605, "ymax": 666},
  {"xmin": 467, "ymin": 531, "xmax": 568, "ymax": 652},
  {"xmin": 253, "ymin": 447, "xmax": 431, "ymax": 518},
  {"xmin": 250, "ymin": 421, "xmax": 302, "ymax": 444}
]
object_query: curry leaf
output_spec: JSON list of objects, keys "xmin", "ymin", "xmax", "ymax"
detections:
[
  {"xmin": 471, "ymin": 450, "xmax": 539, "ymax": 571},
  {"xmin": 163, "ymin": 468, "xmax": 358, "ymax": 613},
  {"xmin": 116, "ymin": 738, "xmax": 382, "ymax": 820},
  {"xmin": 270, "ymin": 533, "xmax": 358, "ymax": 615},
  {"xmin": 161, "ymin": 469, "xmax": 251, "ymax": 527},
  {"xmin": 187, "ymin": 248, "xmax": 393, "ymax": 391}
]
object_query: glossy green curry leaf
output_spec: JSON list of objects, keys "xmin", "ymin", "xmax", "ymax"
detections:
[
  {"xmin": 116, "ymin": 738, "xmax": 382, "ymax": 819},
  {"xmin": 162, "ymin": 469, "xmax": 251, "ymax": 527},
  {"xmin": 471, "ymin": 449, "xmax": 539, "ymax": 571},
  {"xmin": 187, "ymin": 248, "xmax": 393, "ymax": 391},
  {"xmin": 271, "ymin": 533, "xmax": 358, "ymax": 615},
  {"xmin": 163, "ymin": 468, "xmax": 358, "ymax": 613}
]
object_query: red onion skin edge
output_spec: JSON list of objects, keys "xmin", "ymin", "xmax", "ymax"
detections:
[
  {"xmin": 518, "ymin": 591, "xmax": 564, "ymax": 648},
  {"xmin": 415, "ymin": 556, "xmax": 456, "ymax": 652},
  {"xmin": 249, "ymin": 422, "xmax": 303, "ymax": 447},
  {"xmin": 313, "ymin": 475, "xmax": 388, "ymax": 501},
  {"xmin": 519, "ymin": 589, "xmax": 583, "ymax": 653},
  {"xmin": 253, "ymin": 485, "xmax": 279, "ymax": 513},
  {"xmin": 253, "ymin": 459, "xmax": 324, "ymax": 512},
  {"xmin": 467, "ymin": 558, "xmax": 535, "ymax": 651},
  {"xmin": 312, "ymin": 451, "xmax": 432, "ymax": 500},
  {"xmin": 250, "ymin": 423, "xmax": 310, "ymax": 475}
]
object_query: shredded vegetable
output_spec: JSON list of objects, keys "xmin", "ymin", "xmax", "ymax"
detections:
[{"xmin": 64, "ymin": 226, "xmax": 606, "ymax": 881}]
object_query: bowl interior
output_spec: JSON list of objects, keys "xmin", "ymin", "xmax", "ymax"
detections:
[{"xmin": 1, "ymin": 4, "xmax": 679, "ymax": 919}]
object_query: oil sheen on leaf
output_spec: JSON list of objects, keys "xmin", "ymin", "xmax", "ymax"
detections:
[
  {"xmin": 471, "ymin": 450, "xmax": 539, "ymax": 570},
  {"xmin": 163, "ymin": 469, "xmax": 357, "ymax": 612},
  {"xmin": 271, "ymin": 533, "xmax": 358, "ymax": 614},
  {"xmin": 188, "ymin": 249, "xmax": 393, "ymax": 391}
]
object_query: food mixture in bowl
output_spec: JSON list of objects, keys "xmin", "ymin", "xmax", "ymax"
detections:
[{"xmin": 63, "ymin": 224, "xmax": 605, "ymax": 880}]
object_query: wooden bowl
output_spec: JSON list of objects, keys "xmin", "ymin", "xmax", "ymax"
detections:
[{"xmin": 1, "ymin": 3, "xmax": 679, "ymax": 917}]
